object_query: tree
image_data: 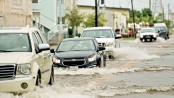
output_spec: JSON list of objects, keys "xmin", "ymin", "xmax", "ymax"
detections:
[
  {"xmin": 83, "ymin": 12, "xmax": 107, "ymax": 27},
  {"xmin": 128, "ymin": 8, "xmax": 154, "ymax": 26},
  {"xmin": 65, "ymin": 8, "xmax": 84, "ymax": 37},
  {"xmin": 142, "ymin": 8, "xmax": 152, "ymax": 17}
]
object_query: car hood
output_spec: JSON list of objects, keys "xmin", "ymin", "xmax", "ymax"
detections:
[
  {"xmin": 55, "ymin": 51, "xmax": 95, "ymax": 58},
  {"xmin": 95, "ymin": 38, "xmax": 115, "ymax": 43},
  {"xmin": 0, "ymin": 52, "xmax": 33, "ymax": 64},
  {"xmin": 140, "ymin": 32, "xmax": 156, "ymax": 36}
]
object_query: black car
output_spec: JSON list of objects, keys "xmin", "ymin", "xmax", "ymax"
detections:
[
  {"xmin": 153, "ymin": 26, "xmax": 169, "ymax": 40},
  {"xmin": 50, "ymin": 37, "xmax": 106, "ymax": 68}
]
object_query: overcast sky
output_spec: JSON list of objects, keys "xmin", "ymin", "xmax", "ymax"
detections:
[{"xmin": 77, "ymin": 0, "xmax": 174, "ymax": 19}]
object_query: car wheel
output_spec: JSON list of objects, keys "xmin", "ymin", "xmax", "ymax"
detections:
[
  {"xmin": 36, "ymin": 72, "xmax": 41, "ymax": 86},
  {"xmin": 154, "ymin": 38, "xmax": 157, "ymax": 41},
  {"xmin": 165, "ymin": 36, "xmax": 168, "ymax": 40},
  {"xmin": 100, "ymin": 55, "xmax": 106, "ymax": 67},
  {"xmin": 48, "ymin": 67, "xmax": 54, "ymax": 85},
  {"xmin": 103, "ymin": 55, "xmax": 106, "ymax": 67},
  {"xmin": 140, "ymin": 39, "xmax": 143, "ymax": 42}
]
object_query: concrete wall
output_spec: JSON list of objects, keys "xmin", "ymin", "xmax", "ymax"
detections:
[
  {"xmin": 0, "ymin": 0, "xmax": 32, "ymax": 27},
  {"xmin": 77, "ymin": 5, "xmax": 129, "ymax": 33}
]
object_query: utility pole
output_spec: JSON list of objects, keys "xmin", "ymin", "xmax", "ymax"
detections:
[
  {"xmin": 95, "ymin": 0, "xmax": 98, "ymax": 27},
  {"xmin": 131, "ymin": 0, "xmax": 136, "ymax": 37}
]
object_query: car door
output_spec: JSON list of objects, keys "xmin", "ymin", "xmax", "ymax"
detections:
[{"xmin": 32, "ymin": 31, "xmax": 51, "ymax": 83}]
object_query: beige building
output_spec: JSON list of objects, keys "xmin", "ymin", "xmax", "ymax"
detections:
[
  {"xmin": 65, "ymin": 0, "xmax": 77, "ymax": 10},
  {"xmin": 0, "ymin": 0, "xmax": 32, "ymax": 27},
  {"xmin": 169, "ymin": 12, "xmax": 174, "ymax": 24},
  {"xmin": 77, "ymin": 5, "xmax": 130, "ymax": 32}
]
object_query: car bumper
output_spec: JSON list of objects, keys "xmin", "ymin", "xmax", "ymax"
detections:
[
  {"xmin": 0, "ymin": 76, "xmax": 36, "ymax": 93},
  {"xmin": 140, "ymin": 35, "xmax": 157, "ymax": 39}
]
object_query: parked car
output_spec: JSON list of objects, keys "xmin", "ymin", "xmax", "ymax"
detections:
[
  {"xmin": 80, "ymin": 27, "xmax": 120, "ymax": 59},
  {"xmin": 0, "ymin": 26, "xmax": 54, "ymax": 93},
  {"xmin": 139, "ymin": 27, "xmax": 158, "ymax": 42},
  {"xmin": 153, "ymin": 26, "xmax": 169, "ymax": 40},
  {"xmin": 51, "ymin": 37, "xmax": 106, "ymax": 68}
]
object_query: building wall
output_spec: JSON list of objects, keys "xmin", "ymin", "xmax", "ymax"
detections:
[
  {"xmin": 65, "ymin": 0, "xmax": 77, "ymax": 10},
  {"xmin": 78, "ymin": 6, "xmax": 130, "ymax": 18},
  {"xmin": 169, "ymin": 13, "xmax": 174, "ymax": 23},
  {"xmin": 77, "ymin": 5, "xmax": 130, "ymax": 32},
  {"xmin": 0, "ymin": 0, "xmax": 32, "ymax": 27},
  {"xmin": 106, "ymin": 8, "xmax": 130, "ymax": 19}
]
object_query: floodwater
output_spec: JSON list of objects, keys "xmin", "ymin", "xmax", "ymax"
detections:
[{"xmin": 1, "ymin": 36, "xmax": 174, "ymax": 98}]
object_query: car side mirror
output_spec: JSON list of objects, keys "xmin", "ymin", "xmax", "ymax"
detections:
[
  {"xmin": 50, "ymin": 49, "xmax": 55, "ymax": 53},
  {"xmin": 38, "ymin": 44, "xmax": 50, "ymax": 52}
]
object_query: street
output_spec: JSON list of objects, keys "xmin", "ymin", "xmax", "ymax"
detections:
[{"xmin": 1, "ymin": 35, "xmax": 174, "ymax": 98}]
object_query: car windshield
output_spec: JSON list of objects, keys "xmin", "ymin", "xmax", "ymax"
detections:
[
  {"xmin": 0, "ymin": 33, "xmax": 31, "ymax": 52},
  {"xmin": 140, "ymin": 28, "xmax": 156, "ymax": 33},
  {"xmin": 82, "ymin": 29, "xmax": 114, "ymax": 38},
  {"xmin": 56, "ymin": 39, "xmax": 96, "ymax": 52}
]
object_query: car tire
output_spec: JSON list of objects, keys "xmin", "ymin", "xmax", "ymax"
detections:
[
  {"xmin": 36, "ymin": 72, "xmax": 41, "ymax": 86},
  {"xmin": 140, "ymin": 38, "xmax": 143, "ymax": 42},
  {"xmin": 165, "ymin": 36, "xmax": 168, "ymax": 40},
  {"xmin": 154, "ymin": 38, "xmax": 156, "ymax": 41},
  {"xmin": 48, "ymin": 67, "xmax": 54, "ymax": 85},
  {"xmin": 100, "ymin": 55, "xmax": 106, "ymax": 67}
]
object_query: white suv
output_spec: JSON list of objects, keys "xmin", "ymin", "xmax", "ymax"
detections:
[
  {"xmin": 139, "ymin": 27, "xmax": 158, "ymax": 42},
  {"xmin": 81, "ymin": 27, "xmax": 120, "ymax": 59},
  {"xmin": 0, "ymin": 26, "xmax": 54, "ymax": 93}
]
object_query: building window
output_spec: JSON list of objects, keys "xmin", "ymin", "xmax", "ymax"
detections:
[
  {"xmin": 61, "ymin": 0, "xmax": 64, "ymax": 4},
  {"xmin": 57, "ymin": 17, "xmax": 65, "ymax": 24},
  {"xmin": 32, "ymin": 0, "xmax": 38, "ymax": 3},
  {"xmin": 57, "ymin": 17, "xmax": 60, "ymax": 24},
  {"xmin": 62, "ymin": 17, "xmax": 65, "ymax": 24}
]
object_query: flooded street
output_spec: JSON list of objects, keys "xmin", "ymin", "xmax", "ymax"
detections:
[{"xmin": 1, "ymin": 35, "xmax": 174, "ymax": 98}]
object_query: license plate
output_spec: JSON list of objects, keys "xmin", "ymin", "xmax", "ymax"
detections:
[
  {"xmin": 146, "ymin": 36, "xmax": 151, "ymax": 38},
  {"xmin": 69, "ymin": 66, "xmax": 78, "ymax": 71}
]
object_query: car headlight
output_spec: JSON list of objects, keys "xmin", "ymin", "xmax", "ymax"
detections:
[
  {"xmin": 88, "ymin": 55, "xmax": 97, "ymax": 62},
  {"xmin": 153, "ymin": 34, "xmax": 157, "ymax": 37},
  {"xmin": 17, "ymin": 64, "xmax": 31, "ymax": 75},
  {"xmin": 140, "ymin": 34, "xmax": 143, "ymax": 38},
  {"xmin": 52, "ymin": 57, "xmax": 60, "ymax": 64},
  {"xmin": 106, "ymin": 42, "xmax": 114, "ymax": 47}
]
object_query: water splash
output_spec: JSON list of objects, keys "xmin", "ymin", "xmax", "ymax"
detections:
[
  {"xmin": 54, "ymin": 67, "xmax": 140, "ymax": 75},
  {"xmin": 112, "ymin": 47, "xmax": 159, "ymax": 60}
]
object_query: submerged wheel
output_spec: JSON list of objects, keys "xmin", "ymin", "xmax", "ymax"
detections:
[
  {"xmin": 48, "ymin": 67, "xmax": 54, "ymax": 85},
  {"xmin": 36, "ymin": 72, "xmax": 41, "ymax": 86},
  {"xmin": 100, "ymin": 55, "xmax": 106, "ymax": 67}
]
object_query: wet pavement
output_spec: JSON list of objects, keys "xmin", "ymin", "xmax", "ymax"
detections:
[{"xmin": 1, "ymin": 35, "xmax": 174, "ymax": 98}]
